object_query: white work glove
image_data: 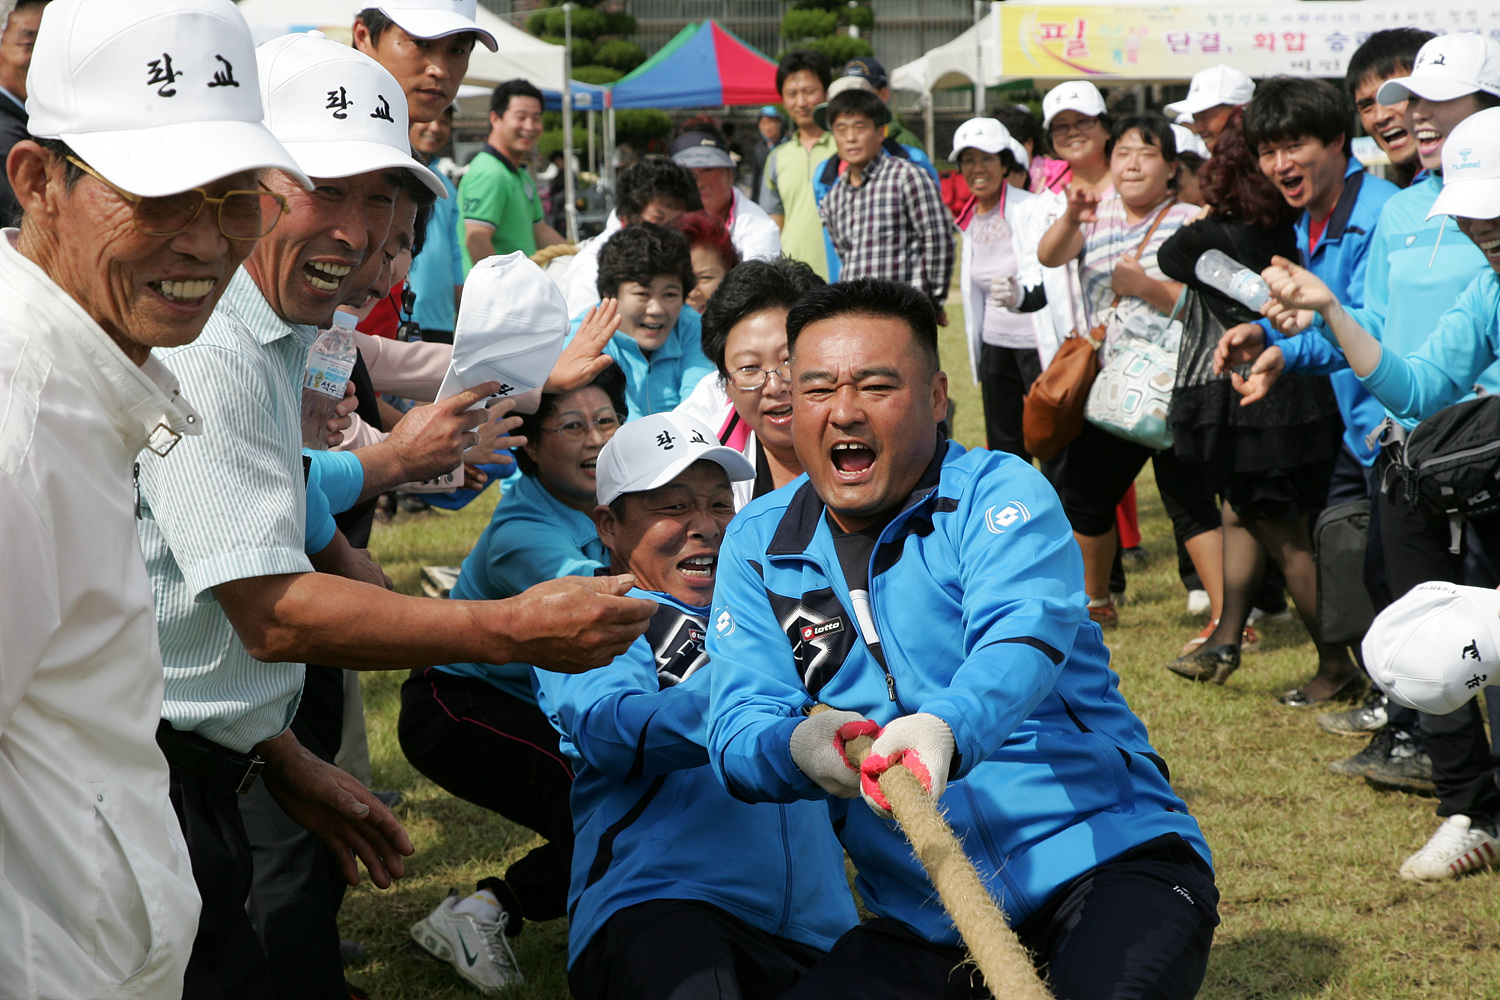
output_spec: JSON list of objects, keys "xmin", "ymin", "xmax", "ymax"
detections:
[
  {"xmin": 859, "ymin": 712, "xmax": 955, "ymax": 819},
  {"xmin": 789, "ymin": 710, "xmax": 880, "ymax": 798},
  {"xmin": 988, "ymin": 275, "xmax": 1021, "ymax": 310}
]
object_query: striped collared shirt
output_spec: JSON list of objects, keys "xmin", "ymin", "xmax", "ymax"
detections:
[{"xmin": 138, "ymin": 267, "xmax": 315, "ymax": 753}]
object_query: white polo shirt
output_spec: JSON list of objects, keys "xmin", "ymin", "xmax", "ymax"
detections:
[{"xmin": 0, "ymin": 230, "xmax": 200, "ymax": 996}]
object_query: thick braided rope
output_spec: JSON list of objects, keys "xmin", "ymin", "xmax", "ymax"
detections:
[
  {"xmin": 529, "ymin": 243, "xmax": 581, "ymax": 267},
  {"xmin": 815, "ymin": 706, "xmax": 1054, "ymax": 999}
]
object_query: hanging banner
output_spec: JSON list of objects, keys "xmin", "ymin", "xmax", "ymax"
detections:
[{"xmin": 999, "ymin": 3, "xmax": 1500, "ymax": 80}]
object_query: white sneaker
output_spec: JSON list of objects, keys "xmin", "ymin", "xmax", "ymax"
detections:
[
  {"xmin": 411, "ymin": 890, "xmax": 524, "ymax": 993},
  {"xmin": 1186, "ymin": 589, "xmax": 1211, "ymax": 616},
  {"xmin": 1399, "ymin": 815, "xmax": 1500, "ymax": 882}
]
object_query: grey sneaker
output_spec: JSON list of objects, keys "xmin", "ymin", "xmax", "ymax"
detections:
[
  {"xmin": 1327, "ymin": 726, "xmax": 1395, "ymax": 777},
  {"xmin": 1363, "ymin": 731, "xmax": 1435, "ymax": 796},
  {"xmin": 411, "ymin": 890, "xmax": 524, "ymax": 994},
  {"xmin": 1318, "ymin": 691, "xmax": 1388, "ymax": 737}
]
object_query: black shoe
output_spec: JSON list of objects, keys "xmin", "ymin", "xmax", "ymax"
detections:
[
  {"xmin": 1166, "ymin": 643, "xmax": 1239, "ymax": 684},
  {"xmin": 1328, "ymin": 726, "xmax": 1396, "ymax": 777},
  {"xmin": 1318, "ymin": 689, "xmax": 1388, "ymax": 737},
  {"xmin": 1363, "ymin": 730, "xmax": 1436, "ymax": 796},
  {"xmin": 340, "ymin": 939, "xmax": 370, "ymax": 967},
  {"xmin": 1279, "ymin": 673, "xmax": 1365, "ymax": 708}
]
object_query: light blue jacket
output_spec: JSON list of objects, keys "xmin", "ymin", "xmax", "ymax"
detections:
[
  {"xmin": 535, "ymin": 589, "xmax": 858, "ymax": 966},
  {"xmin": 566, "ymin": 306, "xmax": 715, "ymax": 421},
  {"xmin": 1361, "ymin": 271, "xmax": 1500, "ymax": 422},
  {"xmin": 1270, "ymin": 171, "xmax": 1500, "ymax": 429},
  {"xmin": 706, "ymin": 442, "xmax": 1211, "ymax": 944},
  {"xmin": 436, "ymin": 472, "xmax": 606, "ymax": 701},
  {"xmin": 1262, "ymin": 160, "xmax": 1397, "ymax": 465},
  {"xmin": 302, "ymin": 448, "xmax": 364, "ymax": 554}
]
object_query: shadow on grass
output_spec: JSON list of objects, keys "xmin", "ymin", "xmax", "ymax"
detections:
[{"xmin": 1202, "ymin": 929, "xmax": 1343, "ymax": 999}]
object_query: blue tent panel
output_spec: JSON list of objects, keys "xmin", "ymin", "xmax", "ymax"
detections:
[{"xmin": 608, "ymin": 21, "xmax": 724, "ymax": 109}]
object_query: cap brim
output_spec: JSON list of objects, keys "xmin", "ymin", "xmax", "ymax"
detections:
[
  {"xmin": 672, "ymin": 148, "xmax": 735, "ymax": 170},
  {"xmin": 601, "ymin": 445, "xmax": 756, "ymax": 505},
  {"xmin": 280, "ymin": 138, "xmax": 448, "ymax": 198},
  {"xmin": 1427, "ymin": 177, "xmax": 1500, "ymax": 221},
  {"xmin": 1378, "ymin": 75, "xmax": 1478, "ymax": 106},
  {"xmin": 1041, "ymin": 102, "xmax": 1104, "ymax": 129},
  {"xmin": 62, "ymin": 119, "xmax": 312, "ymax": 197},
  {"xmin": 1164, "ymin": 94, "xmax": 1222, "ymax": 117},
  {"xmin": 948, "ymin": 139, "xmax": 1003, "ymax": 161},
  {"xmin": 379, "ymin": 7, "xmax": 499, "ymax": 51}
]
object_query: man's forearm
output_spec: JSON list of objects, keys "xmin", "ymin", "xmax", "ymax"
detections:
[
  {"xmin": 464, "ymin": 227, "xmax": 495, "ymax": 266},
  {"xmin": 534, "ymin": 221, "xmax": 568, "ymax": 248}
]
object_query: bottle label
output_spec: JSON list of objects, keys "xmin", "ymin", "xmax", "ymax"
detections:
[{"xmin": 303, "ymin": 350, "xmax": 356, "ymax": 398}]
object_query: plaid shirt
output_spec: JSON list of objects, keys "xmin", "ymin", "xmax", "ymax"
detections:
[{"xmin": 820, "ymin": 150, "xmax": 956, "ymax": 306}]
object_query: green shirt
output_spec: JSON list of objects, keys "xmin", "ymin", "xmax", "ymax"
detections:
[
  {"xmin": 758, "ymin": 128, "xmax": 837, "ymax": 279},
  {"xmin": 457, "ymin": 144, "xmax": 543, "ymax": 271}
]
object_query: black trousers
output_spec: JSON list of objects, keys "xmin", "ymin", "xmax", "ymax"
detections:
[
  {"xmin": 977, "ymin": 343, "xmax": 1043, "ymax": 461},
  {"xmin": 399, "ymin": 667, "xmax": 575, "ymax": 922},
  {"xmin": 240, "ymin": 664, "xmax": 350, "ymax": 1000},
  {"xmin": 779, "ymin": 834, "xmax": 1218, "ymax": 1000},
  {"xmin": 1053, "ymin": 424, "xmax": 1220, "ymax": 541},
  {"xmin": 170, "ymin": 765, "xmax": 275, "ymax": 1000},
  {"xmin": 1376, "ymin": 466, "xmax": 1500, "ymax": 819},
  {"xmin": 569, "ymin": 898, "xmax": 827, "ymax": 1000}
]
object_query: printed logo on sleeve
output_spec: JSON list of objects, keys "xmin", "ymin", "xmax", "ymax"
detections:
[
  {"xmin": 714, "ymin": 607, "xmax": 736, "ymax": 638},
  {"xmin": 984, "ymin": 500, "xmax": 1032, "ymax": 534}
]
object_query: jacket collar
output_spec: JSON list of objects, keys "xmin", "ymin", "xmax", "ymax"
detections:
[
  {"xmin": 0, "ymin": 230, "xmax": 203, "ymax": 455},
  {"xmin": 768, "ymin": 439, "xmax": 952, "ymax": 557},
  {"xmin": 222, "ymin": 266, "xmax": 316, "ymax": 347},
  {"xmin": 1301, "ymin": 158, "xmax": 1366, "ymax": 252}
]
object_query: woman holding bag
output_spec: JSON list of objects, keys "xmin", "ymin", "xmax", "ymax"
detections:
[
  {"xmin": 1158, "ymin": 110, "xmax": 1347, "ymax": 694},
  {"xmin": 1037, "ymin": 114, "xmax": 1220, "ymax": 627}
]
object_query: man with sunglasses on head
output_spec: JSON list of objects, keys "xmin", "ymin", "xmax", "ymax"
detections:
[
  {"xmin": 0, "ymin": 0, "xmax": 305, "ymax": 995},
  {"xmin": 133, "ymin": 33, "xmax": 654, "ymax": 999}
]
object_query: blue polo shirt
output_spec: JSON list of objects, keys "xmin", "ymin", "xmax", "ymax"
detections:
[
  {"xmin": 408, "ymin": 169, "xmax": 464, "ymax": 336},
  {"xmin": 566, "ymin": 306, "xmax": 715, "ymax": 420}
]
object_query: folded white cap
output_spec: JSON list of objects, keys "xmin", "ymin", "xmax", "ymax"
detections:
[
  {"xmin": 1164, "ymin": 64, "xmax": 1255, "ymax": 117},
  {"xmin": 257, "ymin": 31, "xmax": 445, "ymax": 197},
  {"xmin": 1427, "ymin": 107, "xmax": 1500, "ymax": 222},
  {"xmin": 596, "ymin": 412, "xmax": 755, "ymax": 506},
  {"xmin": 26, "ymin": 0, "xmax": 310, "ymax": 196},
  {"xmin": 1364, "ymin": 581, "xmax": 1500, "ymax": 715},
  {"xmin": 1171, "ymin": 124, "xmax": 1211, "ymax": 160},
  {"xmin": 372, "ymin": 0, "xmax": 498, "ymax": 52},
  {"xmin": 1041, "ymin": 81, "xmax": 1106, "ymax": 128},
  {"xmin": 440, "ymin": 251, "xmax": 570, "ymax": 414},
  {"xmin": 1377, "ymin": 33, "xmax": 1500, "ymax": 106}
]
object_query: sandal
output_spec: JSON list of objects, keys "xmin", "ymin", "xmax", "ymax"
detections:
[
  {"xmin": 1166, "ymin": 643, "xmax": 1240, "ymax": 685},
  {"xmin": 1279, "ymin": 673, "xmax": 1366, "ymax": 708}
]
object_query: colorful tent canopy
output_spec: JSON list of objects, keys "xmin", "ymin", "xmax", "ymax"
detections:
[{"xmin": 608, "ymin": 19, "xmax": 781, "ymax": 110}]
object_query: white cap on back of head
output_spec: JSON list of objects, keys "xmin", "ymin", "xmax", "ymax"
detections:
[
  {"xmin": 1427, "ymin": 107, "xmax": 1500, "ymax": 221},
  {"xmin": 370, "ymin": 0, "xmax": 498, "ymax": 53},
  {"xmin": 595, "ymin": 412, "xmax": 755, "ymax": 506},
  {"xmin": 26, "ymin": 0, "xmax": 310, "ymax": 197},
  {"xmin": 1377, "ymin": 33, "xmax": 1500, "ymax": 106},
  {"xmin": 1363, "ymin": 582, "xmax": 1500, "ymax": 715},
  {"xmin": 1041, "ymin": 81, "xmax": 1106, "ymax": 128},
  {"xmin": 1171, "ymin": 124, "xmax": 1211, "ymax": 160},
  {"xmin": 1164, "ymin": 64, "xmax": 1255, "ymax": 117},
  {"xmin": 257, "ymin": 31, "xmax": 445, "ymax": 197}
]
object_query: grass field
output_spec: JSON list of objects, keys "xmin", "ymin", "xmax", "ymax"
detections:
[{"xmin": 349, "ymin": 309, "xmax": 1500, "ymax": 999}]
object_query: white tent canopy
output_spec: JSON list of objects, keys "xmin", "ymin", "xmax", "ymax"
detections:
[
  {"xmin": 890, "ymin": 6, "xmax": 1002, "ymax": 96},
  {"xmin": 235, "ymin": 0, "xmax": 566, "ymax": 90}
]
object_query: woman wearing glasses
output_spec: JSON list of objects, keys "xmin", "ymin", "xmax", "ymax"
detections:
[
  {"xmin": 397, "ymin": 365, "xmax": 629, "ymax": 949},
  {"xmin": 677, "ymin": 257, "xmax": 825, "ymax": 509}
]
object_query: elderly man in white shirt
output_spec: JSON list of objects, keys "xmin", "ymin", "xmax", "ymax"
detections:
[{"xmin": 0, "ymin": 0, "xmax": 311, "ymax": 996}]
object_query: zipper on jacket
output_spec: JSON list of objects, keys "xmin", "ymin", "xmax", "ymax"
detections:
[{"xmin": 133, "ymin": 461, "xmax": 141, "ymax": 519}]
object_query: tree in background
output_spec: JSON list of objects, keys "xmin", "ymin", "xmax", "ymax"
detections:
[
  {"xmin": 525, "ymin": 2, "xmax": 671, "ymax": 161},
  {"xmin": 779, "ymin": 0, "xmax": 874, "ymax": 65}
]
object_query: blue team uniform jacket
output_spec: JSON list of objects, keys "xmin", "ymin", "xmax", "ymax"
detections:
[
  {"xmin": 533, "ymin": 589, "xmax": 858, "ymax": 967},
  {"xmin": 706, "ymin": 442, "xmax": 1212, "ymax": 945},
  {"xmin": 1261, "ymin": 160, "xmax": 1397, "ymax": 465},
  {"xmin": 566, "ymin": 306, "xmax": 715, "ymax": 421}
]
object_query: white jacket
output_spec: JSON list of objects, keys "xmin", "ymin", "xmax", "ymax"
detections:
[
  {"xmin": 0, "ymin": 231, "xmax": 200, "ymax": 998},
  {"xmin": 1011, "ymin": 187, "xmax": 1093, "ymax": 370},
  {"xmin": 958, "ymin": 184, "xmax": 1041, "ymax": 384}
]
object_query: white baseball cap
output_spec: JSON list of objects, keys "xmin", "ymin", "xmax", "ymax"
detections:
[
  {"xmin": 1363, "ymin": 582, "xmax": 1500, "ymax": 715},
  {"xmin": 1164, "ymin": 65, "xmax": 1255, "ymax": 118},
  {"xmin": 949, "ymin": 117, "xmax": 1030, "ymax": 169},
  {"xmin": 25, "ymin": 0, "xmax": 310, "ymax": 198},
  {"xmin": 444, "ymin": 250, "xmax": 569, "ymax": 414},
  {"xmin": 595, "ymin": 412, "xmax": 755, "ymax": 506},
  {"xmin": 368, "ymin": 0, "xmax": 498, "ymax": 52},
  {"xmin": 1377, "ymin": 33, "xmax": 1500, "ymax": 106},
  {"xmin": 1041, "ymin": 81, "xmax": 1107, "ymax": 128},
  {"xmin": 1171, "ymin": 124, "xmax": 1211, "ymax": 160},
  {"xmin": 1427, "ymin": 107, "xmax": 1500, "ymax": 221},
  {"xmin": 257, "ymin": 31, "xmax": 446, "ymax": 197}
]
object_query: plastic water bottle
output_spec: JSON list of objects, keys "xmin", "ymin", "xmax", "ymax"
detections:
[
  {"xmin": 300, "ymin": 310, "xmax": 359, "ymax": 449},
  {"xmin": 1194, "ymin": 248, "xmax": 1271, "ymax": 312}
]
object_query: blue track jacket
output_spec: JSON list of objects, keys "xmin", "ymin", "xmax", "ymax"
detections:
[
  {"xmin": 1361, "ymin": 270, "xmax": 1500, "ymax": 422},
  {"xmin": 1260, "ymin": 160, "xmax": 1396, "ymax": 465},
  {"xmin": 1268, "ymin": 171, "xmax": 1500, "ymax": 429},
  {"xmin": 566, "ymin": 306, "xmax": 715, "ymax": 421},
  {"xmin": 706, "ymin": 442, "xmax": 1212, "ymax": 945},
  {"xmin": 534, "ymin": 590, "xmax": 858, "ymax": 966}
]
